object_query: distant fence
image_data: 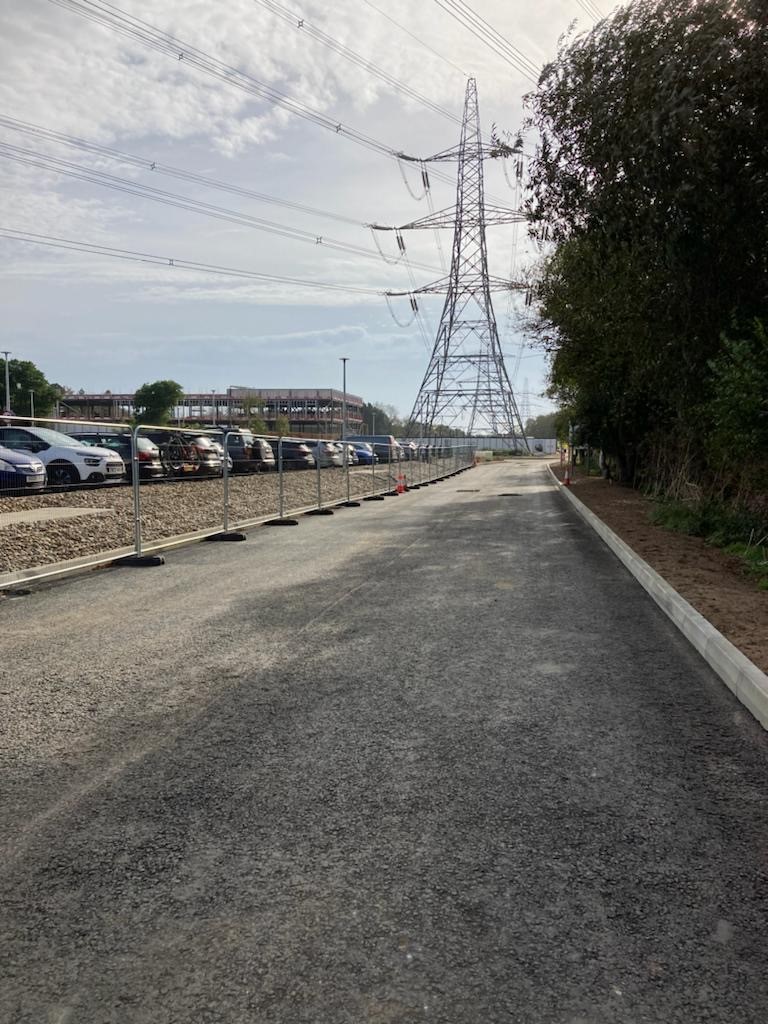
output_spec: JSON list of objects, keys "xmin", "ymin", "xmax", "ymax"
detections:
[{"xmin": 402, "ymin": 436, "xmax": 557, "ymax": 454}]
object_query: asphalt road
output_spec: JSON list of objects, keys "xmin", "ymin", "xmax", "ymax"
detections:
[{"xmin": 1, "ymin": 460, "xmax": 767, "ymax": 1024}]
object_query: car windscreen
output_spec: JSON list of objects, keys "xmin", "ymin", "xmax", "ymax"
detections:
[{"xmin": 28, "ymin": 427, "xmax": 84, "ymax": 448}]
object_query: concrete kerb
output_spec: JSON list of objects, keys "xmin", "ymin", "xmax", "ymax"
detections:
[{"xmin": 546, "ymin": 465, "xmax": 768, "ymax": 731}]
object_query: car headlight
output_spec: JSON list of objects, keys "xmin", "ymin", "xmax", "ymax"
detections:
[
  {"xmin": 0, "ymin": 460, "xmax": 10, "ymax": 471},
  {"xmin": 83, "ymin": 457, "xmax": 102, "ymax": 466}
]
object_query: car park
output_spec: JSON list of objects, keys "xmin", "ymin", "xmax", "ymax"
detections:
[
  {"xmin": 267, "ymin": 439, "xmax": 316, "ymax": 470},
  {"xmin": 0, "ymin": 444, "xmax": 46, "ymax": 493},
  {"xmin": 70, "ymin": 431, "xmax": 165, "ymax": 481},
  {"xmin": 0, "ymin": 425, "xmax": 125, "ymax": 486}
]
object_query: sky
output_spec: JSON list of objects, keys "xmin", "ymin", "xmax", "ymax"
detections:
[{"xmin": 0, "ymin": 0, "xmax": 620, "ymax": 422}]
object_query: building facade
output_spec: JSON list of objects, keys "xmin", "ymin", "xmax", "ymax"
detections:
[{"xmin": 56, "ymin": 386, "xmax": 365, "ymax": 437}]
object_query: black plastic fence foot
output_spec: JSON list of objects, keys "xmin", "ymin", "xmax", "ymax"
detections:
[
  {"xmin": 305, "ymin": 507, "xmax": 334, "ymax": 516},
  {"xmin": 205, "ymin": 531, "xmax": 247, "ymax": 542},
  {"xmin": 115, "ymin": 554, "xmax": 165, "ymax": 567},
  {"xmin": 265, "ymin": 518, "xmax": 299, "ymax": 526},
  {"xmin": 363, "ymin": 494, "xmax": 385, "ymax": 501},
  {"xmin": 338, "ymin": 500, "xmax": 361, "ymax": 507}
]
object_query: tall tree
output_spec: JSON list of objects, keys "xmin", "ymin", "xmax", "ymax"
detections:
[
  {"xmin": 525, "ymin": 0, "xmax": 768, "ymax": 481},
  {"xmin": 1, "ymin": 357, "xmax": 61, "ymax": 417},
  {"xmin": 133, "ymin": 380, "xmax": 184, "ymax": 424}
]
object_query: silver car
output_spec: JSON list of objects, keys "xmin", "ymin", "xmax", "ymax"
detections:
[{"xmin": 307, "ymin": 441, "xmax": 344, "ymax": 467}]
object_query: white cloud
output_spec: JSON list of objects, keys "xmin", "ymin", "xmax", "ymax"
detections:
[{"xmin": 0, "ymin": 0, "xmax": 620, "ymax": 413}]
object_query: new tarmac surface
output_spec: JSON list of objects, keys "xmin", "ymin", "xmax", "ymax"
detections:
[{"xmin": 1, "ymin": 460, "xmax": 767, "ymax": 1024}]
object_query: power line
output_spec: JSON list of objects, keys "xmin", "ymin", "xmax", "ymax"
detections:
[
  {"xmin": 0, "ymin": 115, "xmax": 361, "ymax": 227},
  {"xmin": 253, "ymin": 0, "xmax": 461, "ymax": 125},
  {"xmin": 360, "ymin": 0, "xmax": 469, "ymax": 78},
  {"xmin": 574, "ymin": 0, "xmax": 605, "ymax": 21},
  {"xmin": 431, "ymin": 0, "xmax": 540, "ymax": 84},
  {"xmin": 46, "ymin": 0, "xmax": 486, "ymax": 200},
  {"xmin": 0, "ymin": 228, "xmax": 386, "ymax": 296},
  {"xmin": 445, "ymin": 0, "xmax": 541, "ymax": 77},
  {"xmin": 0, "ymin": 139, "xmax": 444, "ymax": 274}
]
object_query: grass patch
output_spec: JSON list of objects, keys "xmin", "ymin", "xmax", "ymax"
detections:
[{"xmin": 651, "ymin": 498, "xmax": 768, "ymax": 590}]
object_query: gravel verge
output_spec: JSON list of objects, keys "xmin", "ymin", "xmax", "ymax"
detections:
[{"xmin": 0, "ymin": 462, "xmax": 449, "ymax": 574}]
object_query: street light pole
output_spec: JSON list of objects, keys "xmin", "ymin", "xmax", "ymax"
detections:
[
  {"xmin": 29, "ymin": 389, "xmax": 35, "ymax": 424},
  {"xmin": 339, "ymin": 357, "xmax": 348, "ymax": 442},
  {"xmin": 211, "ymin": 389, "xmax": 216, "ymax": 427},
  {"xmin": 1, "ymin": 351, "xmax": 10, "ymax": 415}
]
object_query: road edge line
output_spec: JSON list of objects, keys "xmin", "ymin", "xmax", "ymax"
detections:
[{"xmin": 546, "ymin": 465, "xmax": 768, "ymax": 731}]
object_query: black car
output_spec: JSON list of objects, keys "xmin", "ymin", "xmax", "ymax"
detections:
[
  {"xmin": 267, "ymin": 439, "xmax": 316, "ymax": 470},
  {"xmin": 209, "ymin": 428, "xmax": 276, "ymax": 473},
  {"xmin": 70, "ymin": 431, "xmax": 165, "ymax": 480}
]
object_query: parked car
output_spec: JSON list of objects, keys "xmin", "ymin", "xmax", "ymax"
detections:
[
  {"xmin": 143, "ymin": 431, "xmax": 208, "ymax": 477},
  {"xmin": 181, "ymin": 434, "xmax": 226, "ymax": 476},
  {"xmin": 0, "ymin": 443, "xmax": 46, "ymax": 493},
  {"xmin": 70, "ymin": 431, "xmax": 165, "ymax": 481},
  {"xmin": 267, "ymin": 439, "xmax": 316, "ymax": 470},
  {"xmin": 209, "ymin": 428, "xmax": 276, "ymax": 473},
  {"xmin": 351, "ymin": 442, "xmax": 377, "ymax": 466},
  {"xmin": 398, "ymin": 441, "xmax": 418, "ymax": 461},
  {"xmin": 337, "ymin": 442, "xmax": 359, "ymax": 466},
  {"xmin": 307, "ymin": 441, "xmax": 344, "ymax": 467},
  {"xmin": 0, "ymin": 425, "xmax": 125, "ymax": 486},
  {"xmin": 346, "ymin": 434, "xmax": 402, "ymax": 464}
]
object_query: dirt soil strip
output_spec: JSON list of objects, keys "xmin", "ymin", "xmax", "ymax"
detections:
[{"xmin": 551, "ymin": 463, "xmax": 768, "ymax": 675}]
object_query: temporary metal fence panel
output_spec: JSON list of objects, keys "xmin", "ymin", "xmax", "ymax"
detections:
[
  {"xmin": 0, "ymin": 414, "xmax": 476, "ymax": 589},
  {"xmin": 0, "ymin": 414, "xmax": 141, "ymax": 583}
]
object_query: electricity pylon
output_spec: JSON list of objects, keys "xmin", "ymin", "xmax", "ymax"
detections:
[{"xmin": 375, "ymin": 78, "xmax": 529, "ymax": 445}]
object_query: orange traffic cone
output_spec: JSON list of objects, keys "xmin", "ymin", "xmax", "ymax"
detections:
[
  {"xmin": 563, "ymin": 467, "xmax": 571, "ymax": 487},
  {"xmin": 397, "ymin": 471, "xmax": 406, "ymax": 494}
]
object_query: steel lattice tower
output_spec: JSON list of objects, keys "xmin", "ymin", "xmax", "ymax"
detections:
[{"xmin": 377, "ymin": 79, "xmax": 528, "ymax": 443}]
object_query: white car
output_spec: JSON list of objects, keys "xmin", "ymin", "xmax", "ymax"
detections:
[
  {"xmin": 0, "ymin": 425, "xmax": 125, "ymax": 487},
  {"xmin": 307, "ymin": 441, "xmax": 344, "ymax": 467}
]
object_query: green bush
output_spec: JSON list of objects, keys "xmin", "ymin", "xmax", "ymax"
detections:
[{"xmin": 651, "ymin": 497, "xmax": 768, "ymax": 588}]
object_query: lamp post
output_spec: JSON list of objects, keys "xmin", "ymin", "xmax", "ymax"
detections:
[
  {"xmin": 339, "ymin": 357, "xmax": 348, "ymax": 442},
  {"xmin": 211, "ymin": 389, "xmax": 216, "ymax": 427},
  {"xmin": 1, "ymin": 350, "xmax": 10, "ymax": 416},
  {"xmin": 29, "ymin": 389, "xmax": 35, "ymax": 424}
]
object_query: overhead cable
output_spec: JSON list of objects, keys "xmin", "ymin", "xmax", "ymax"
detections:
[
  {"xmin": 0, "ymin": 228, "xmax": 389, "ymax": 296},
  {"xmin": 0, "ymin": 141, "xmax": 443, "ymax": 274},
  {"xmin": 574, "ymin": 0, "xmax": 605, "ymax": 20},
  {"xmin": 46, "ymin": 0, "xmax": 494, "ymax": 200},
  {"xmin": 253, "ymin": 0, "xmax": 461, "ymax": 125},
  {"xmin": 360, "ymin": 0, "xmax": 469, "ymax": 78},
  {"xmin": 443, "ymin": 0, "xmax": 541, "ymax": 76},
  {"xmin": 431, "ymin": 0, "xmax": 540, "ymax": 83},
  {"xmin": 0, "ymin": 115, "xmax": 363, "ymax": 228}
]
